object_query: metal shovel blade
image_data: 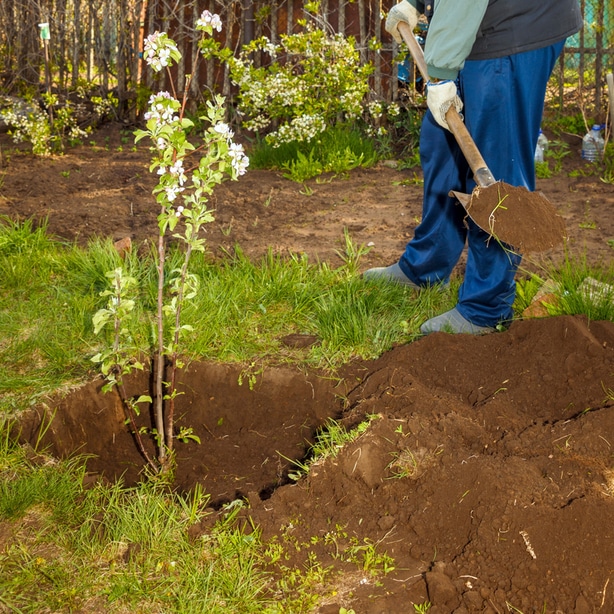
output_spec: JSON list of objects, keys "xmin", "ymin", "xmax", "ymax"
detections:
[{"xmin": 450, "ymin": 182, "xmax": 567, "ymax": 253}]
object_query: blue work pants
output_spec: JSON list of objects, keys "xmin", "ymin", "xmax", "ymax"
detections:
[{"xmin": 399, "ymin": 41, "xmax": 565, "ymax": 327}]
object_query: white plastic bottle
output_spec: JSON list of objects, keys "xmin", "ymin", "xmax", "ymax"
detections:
[
  {"xmin": 535, "ymin": 129, "xmax": 548, "ymax": 162},
  {"xmin": 581, "ymin": 124, "xmax": 605, "ymax": 162}
]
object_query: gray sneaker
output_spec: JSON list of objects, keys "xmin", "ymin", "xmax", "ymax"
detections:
[
  {"xmin": 420, "ymin": 307, "xmax": 496, "ymax": 335},
  {"xmin": 363, "ymin": 262, "xmax": 419, "ymax": 289}
]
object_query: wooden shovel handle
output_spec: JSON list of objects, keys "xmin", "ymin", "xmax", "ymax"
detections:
[{"xmin": 397, "ymin": 22, "xmax": 495, "ymax": 187}]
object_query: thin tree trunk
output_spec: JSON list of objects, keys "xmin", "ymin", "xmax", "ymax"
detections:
[
  {"xmin": 131, "ymin": 0, "xmax": 147, "ymax": 119},
  {"xmin": 72, "ymin": 0, "xmax": 81, "ymax": 88},
  {"xmin": 0, "ymin": 1, "xmax": 15, "ymax": 86},
  {"xmin": 19, "ymin": 0, "xmax": 40, "ymax": 86},
  {"xmin": 53, "ymin": 0, "xmax": 68, "ymax": 90},
  {"xmin": 286, "ymin": 0, "xmax": 293, "ymax": 35},
  {"xmin": 154, "ymin": 228, "xmax": 168, "ymax": 468},
  {"xmin": 177, "ymin": 0, "xmax": 186, "ymax": 93},
  {"xmin": 222, "ymin": 1, "xmax": 235, "ymax": 101},
  {"xmin": 117, "ymin": 0, "xmax": 129, "ymax": 114},
  {"xmin": 190, "ymin": 0, "xmax": 203, "ymax": 104},
  {"xmin": 242, "ymin": 0, "xmax": 253, "ymax": 45},
  {"xmin": 145, "ymin": 0, "xmax": 157, "ymax": 91},
  {"xmin": 102, "ymin": 0, "xmax": 110, "ymax": 92},
  {"xmin": 338, "ymin": 0, "xmax": 345, "ymax": 35},
  {"xmin": 373, "ymin": 0, "xmax": 382, "ymax": 96},
  {"xmin": 86, "ymin": 0, "xmax": 92, "ymax": 82},
  {"xmin": 270, "ymin": 1, "xmax": 278, "ymax": 43},
  {"xmin": 321, "ymin": 0, "xmax": 328, "ymax": 26},
  {"xmin": 357, "ymin": 0, "xmax": 367, "ymax": 64}
]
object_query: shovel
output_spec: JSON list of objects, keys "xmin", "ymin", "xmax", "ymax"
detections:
[{"xmin": 397, "ymin": 22, "xmax": 566, "ymax": 253}]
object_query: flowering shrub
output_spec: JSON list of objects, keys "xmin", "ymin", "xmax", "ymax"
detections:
[
  {"xmin": 199, "ymin": 10, "xmax": 409, "ymax": 169},
  {"xmin": 363, "ymin": 99, "xmax": 401, "ymax": 138},
  {"xmin": 91, "ymin": 92, "xmax": 119, "ymax": 122},
  {"xmin": 220, "ymin": 24, "xmax": 374, "ymax": 147},
  {"xmin": 3, "ymin": 93, "xmax": 89, "ymax": 155}
]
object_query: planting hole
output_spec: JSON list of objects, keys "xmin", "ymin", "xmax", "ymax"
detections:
[{"xmin": 16, "ymin": 362, "xmax": 341, "ymax": 506}]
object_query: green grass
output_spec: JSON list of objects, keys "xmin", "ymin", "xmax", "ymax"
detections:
[
  {"xmin": 0, "ymin": 219, "xmax": 445, "ymax": 413},
  {"xmin": 247, "ymin": 124, "xmax": 379, "ymax": 181},
  {"xmin": 0, "ymin": 424, "xmax": 271, "ymax": 612},
  {"xmin": 550, "ymin": 255, "xmax": 614, "ymax": 321}
]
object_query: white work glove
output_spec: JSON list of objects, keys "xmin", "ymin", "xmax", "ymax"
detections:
[
  {"xmin": 385, "ymin": 1, "xmax": 420, "ymax": 44},
  {"xmin": 426, "ymin": 80, "xmax": 463, "ymax": 131}
]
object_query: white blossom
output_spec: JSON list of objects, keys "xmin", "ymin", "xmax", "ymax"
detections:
[
  {"xmin": 144, "ymin": 92, "xmax": 180, "ymax": 126},
  {"xmin": 213, "ymin": 122, "xmax": 233, "ymax": 139},
  {"xmin": 228, "ymin": 142, "xmax": 249, "ymax": 175},
  {"xmin": 143, "ymin": 32, "xmax": 179, "ymax": 72},
  {"xmin": 196, "ymin": 10, "xmax": 222, "ymax": 32},
  {"xmin": 169, "ymin": 159, "xmax": 187, "ymax": 185},
  {"xmin": 165, "ymin": 184, "xmax": 184, "ymax": 202}
]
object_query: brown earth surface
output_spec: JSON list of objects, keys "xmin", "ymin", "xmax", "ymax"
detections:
[{"xmin": 3, "ymin": 123, "xmax": 614, "ymax": 613}]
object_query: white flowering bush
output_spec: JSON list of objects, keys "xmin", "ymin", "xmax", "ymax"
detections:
[
  {"xmin": 365, "ymin": 97, "xmax": 422, "ymax": 161},
  {"xmin": 3, "ymin": 93, "xmax": 89, "ymax": 155},
  {"xmin": 91, "ymin": 92, "xmax": 119, "ymax": 122},
  {"xmin": 199, "ymin": 10, "xmax": 412, "ymax": 175},
  {"xmin": 361, "ymin": 99, "xmax": 404, "ymax": 139},
  {"xmin": 3, "ymin": 104, "xmax": 52, "ymax": 155},
  {"xmin": 93, "ymin": 14, "xmax": 248, "ymax": 474},
  {"xmin": 219, "ymin": 24, "xmax": 374, "ymax": 147}
]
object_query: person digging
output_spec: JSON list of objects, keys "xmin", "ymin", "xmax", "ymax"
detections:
[{"xmin": 364, "ymin": 0, "xmax": 582, "ymax": 334}]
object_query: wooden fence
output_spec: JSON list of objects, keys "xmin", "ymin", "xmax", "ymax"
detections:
[{"xmin": 0, "ymin": 0, "xmax": 612, "ymax": 120}]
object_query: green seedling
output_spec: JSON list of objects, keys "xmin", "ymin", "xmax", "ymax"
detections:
[
  {"xmin": 299, "ymin": 183, "xmax": 314, "ymax": 196},
  {"xmin": 93, "ymin": 16, "xmax": 248, "ymax": 474}
]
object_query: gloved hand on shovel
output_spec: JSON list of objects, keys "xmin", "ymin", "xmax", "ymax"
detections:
[
  {"xmin": 426, "ymin": 79, "xmax": 463, "ymax": 131},
  {"xmin": 385, "ymin": 1, "xmax": 420, "ymax": 44}
]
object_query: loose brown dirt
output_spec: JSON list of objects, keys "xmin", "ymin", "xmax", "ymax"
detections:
[{"xmin": 3, "ymin": 123, "xmax": 614, "ymax": 613}]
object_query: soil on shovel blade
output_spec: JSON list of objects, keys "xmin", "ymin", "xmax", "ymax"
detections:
[
  {"xmin": 456, "ymin": 182, "xmax": 568, "ymax": 253},
  {"xmin": 3, "ymin": 123, "xmax": 614, "ymax": 613}
]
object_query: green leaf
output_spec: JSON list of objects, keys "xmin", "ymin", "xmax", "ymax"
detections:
[
  {"xmin": 92, "ymin": 309, "xmax": 111, "ymax": 334},
  {"xmin": 134, "ymin": 129, "xmax": 149, "ymax": 143}
]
